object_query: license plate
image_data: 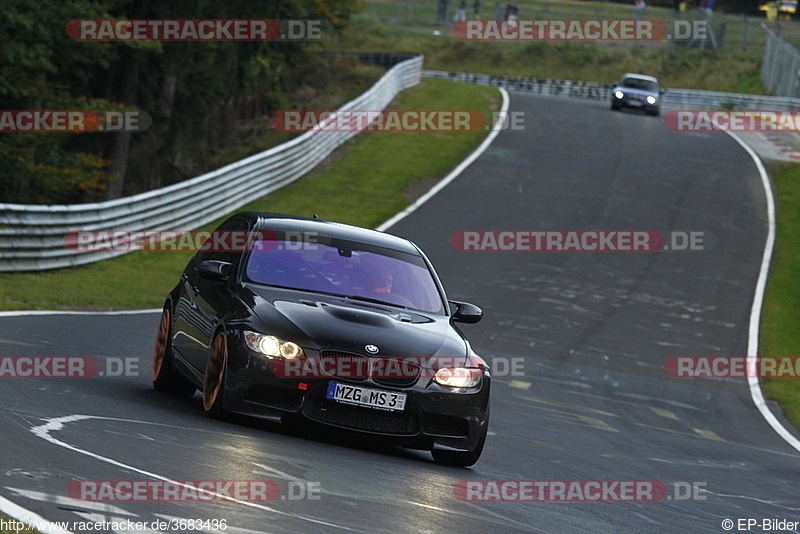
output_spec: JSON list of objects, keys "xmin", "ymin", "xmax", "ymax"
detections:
[
  {"xmin": 326, "ymin": 382, "xmax": 407, "ymax": 411},
  {"xmin": 628, "ymin": 99, "xmax": 642, "ymax": 107}
]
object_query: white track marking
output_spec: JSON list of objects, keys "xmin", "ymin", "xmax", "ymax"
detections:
[
  {"xmin": 5, "ymin": 488, "xmax": 134, "ymax": 516},
  {"xmin": 723, "ymin": 129, "xmax": 800, "ymax": 453},
  {"xmin": 29, "ymin": 414, "xmax": 365, "ymax": 532},
  {"xmin": 0, "ymin": 494, "xmax": 74, "ymax": 534},
  {"xmin": 377, "ymin": 87, "xmax": 510, "ymax": 232}
]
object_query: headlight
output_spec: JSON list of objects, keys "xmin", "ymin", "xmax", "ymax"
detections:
[
  {"xmin": 433, "ymin": 367, "xmax": 482, "ymax": 388},
  {"xmin": 244, "ymin": 331, "xmax": 304, "ymax": 359},
  {"xmin": 646, "ymin": 95, "xmax": 657, "ymax": 105},
  {"xmin": 614, "ymin": 90, "xmax": 624, "ymax": 99}
]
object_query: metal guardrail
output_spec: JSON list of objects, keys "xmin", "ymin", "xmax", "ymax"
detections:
[
  {"xmin": 423, "ymin": 69, "xmax": 800, "ymax": 111},
  {"xmin": 424, "ymin": 71, "xmax": 616, "ymax": 100},
  {"xmin": 662, "ymin": 87, "xmax": 800, "ymax": 110},
  {"xmin": 0, "ymin": 54, "xmax": 423, "ymax": 272},
  {"xmin": 4, "ymin": 58, "xmax": 798, "ymax": 273}
]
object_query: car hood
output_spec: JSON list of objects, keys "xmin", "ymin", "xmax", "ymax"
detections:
[
  {"xmin": 615, "ymin": 85, "xmax": 658, "ymax": 98},
  {"xmin": 241, "ymin": 284, "xmax": 469, "ymax": 362}
]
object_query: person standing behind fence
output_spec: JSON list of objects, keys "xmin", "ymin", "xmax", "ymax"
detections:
[
  {"xmin": 505, "ymin": 2, "xmax": 519, "ymax": 28},
  {"xmin": 454, "ymin": 0, "xmax": 467, "ymax": 21},
  {"xmin": 634, "ymin": 0, "xmax": 646, "ymax": 19},
  {"xmin": 472, "ymin": 0, "xmax": 481, "ymax": 17},
  {"xmin": 437, "ymin": 0, "xmax": 449, "ymax": 23}
]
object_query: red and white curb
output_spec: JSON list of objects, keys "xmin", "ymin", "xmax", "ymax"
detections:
[{"xmin": 751, "ymin": 131, "xmax": 800, "ymax": 162}]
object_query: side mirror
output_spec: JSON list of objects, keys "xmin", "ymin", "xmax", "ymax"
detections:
[
  {"xmin": 450, "ymin": 300, "xmax": 483, "ymax": 324},
  {"xmin": 196, "ymin": 260, "xmax": 232, "ymax": 281}
]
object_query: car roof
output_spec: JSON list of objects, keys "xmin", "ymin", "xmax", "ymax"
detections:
[
  {"xmin": 232, "ymin": 212, "xmax": 422, "ymax": 255},
  {"xmin": 621, "ymin": 73, "xmax": 659, "ymax": 83}
]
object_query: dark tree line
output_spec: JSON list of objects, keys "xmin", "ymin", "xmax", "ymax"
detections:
[{"xmin": 0, "ymin": 0, "xmax": 362, "ymax": 204}]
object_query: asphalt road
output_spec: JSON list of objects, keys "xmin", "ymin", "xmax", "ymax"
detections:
[{"xmin": 2, "ymin": 94, "xmax": 799, "ymax": 534}]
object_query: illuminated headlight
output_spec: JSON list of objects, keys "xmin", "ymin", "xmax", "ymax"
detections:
[
  {"xmin": 244, "ymin": 331, "xmax": 304, "ymax": 359},
  {"xmin": 614, "ymin": 90, "xmax": 624, "ymax": 99},
  {"xmin": 646, "ymin": 95, "xmax": 657, "ymax": 105},
  {"xmin": 433, "ymin": 367, "xmax": 482, "ymax": 388}
]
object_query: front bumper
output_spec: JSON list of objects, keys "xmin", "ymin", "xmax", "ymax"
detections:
[
  {"xmin": 613, "ymin": 92, "xmax": 659, "ymax": 113},
  {"xmin": 222, "ymin": 341, "xmax": 491, "ymax": 452}
]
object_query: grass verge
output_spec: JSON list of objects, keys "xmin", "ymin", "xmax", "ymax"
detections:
[
  {"xmin": 760, "ymin": 162, "xmax": 800, "ymax": 429},
  {"xmin": 0, "ymin": 79, "xmax": 500, "ymax": 310},
  {"xmin": 337, "ymin": 0, "xmax": 768, "ymax": 93}
]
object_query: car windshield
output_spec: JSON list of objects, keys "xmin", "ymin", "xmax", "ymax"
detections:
[
  {"xmin": 621, "ymin": 77, "xmax": 657, "ymax": 91},
  {"xmin": 244, "ymin": 238, "xmax": 445, "ymax": 314}
]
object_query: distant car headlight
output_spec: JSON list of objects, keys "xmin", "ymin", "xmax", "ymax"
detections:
[
  {"xmin": 646, "ymin": 95, "xmax": 657, "ymax": 105},
  {"xmin": 433, "ymin": 367, "xmax": 482, "ymax": 388},
  {"xmin": 244, "ymin": 331, "xmax": 304, "ymax": 359},
  {"xmin": 614, "ymin": 90, "xmax": 624, "ymax": 99}
]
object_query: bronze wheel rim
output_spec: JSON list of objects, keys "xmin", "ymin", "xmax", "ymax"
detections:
[
  {"xmin": 203, "ymin": 333, "xmax": 227, "ymax": 411},
  {"xmin": 152, "ymin": 309, "xmax": 170, "ymax": 381}
]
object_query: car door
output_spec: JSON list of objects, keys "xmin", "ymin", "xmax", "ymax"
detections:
[{"xmin": 172, "ymin": 217, "xmax": 249, "ymax": 373}]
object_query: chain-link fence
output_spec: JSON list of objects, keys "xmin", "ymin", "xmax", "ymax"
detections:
[
  {"xmin": 668, "ymin": 12, "xmax": 764, "ymax": 52},
  {"xmin": 762, "ymin": 24, "xmax": 800, "ymax": 97}
]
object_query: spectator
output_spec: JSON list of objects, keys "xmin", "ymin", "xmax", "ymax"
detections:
[
  {"xmin": 495, "ymin": 1, "xmax": 504, "ymax": 20},
  {"xmin": 472, "ymin": 0, "xmax": 481, "ymax": 17},
  {"xmin": 634, "ymin": 0, "xmax": 646, "ymax": 19},
  {"xmin": 505, "ymin": 2, "xmax": 519, "ymax": 28},
  {"xmin": 454, "ymin": 0, "xmax": 467, "ymax": 22},
  {"xmin": 437, "ymin": 0, "xmax": 449, "ymax": 23}
]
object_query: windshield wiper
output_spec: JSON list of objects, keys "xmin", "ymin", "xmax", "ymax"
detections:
[{"xmin": 343, "ymin": 295, "xmax": 409, "ymax": 310}]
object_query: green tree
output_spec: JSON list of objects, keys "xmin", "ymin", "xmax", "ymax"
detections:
[{"xmin": 0, "ymin": 0, "xmax": 364, "ymax": 203}]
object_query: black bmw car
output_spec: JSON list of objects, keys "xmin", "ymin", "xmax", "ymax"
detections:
[{"xmin": 152, "ymin": 212, "xmax": 490, "ymax": 466}]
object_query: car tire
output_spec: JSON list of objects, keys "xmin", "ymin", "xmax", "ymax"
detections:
[
  {"xmin": 611, "ymin": 102, "xmax": 621, "ymax": 111},
  {"xmin": 431, "ymin": 413, "xmax": 489, "ymax": 467},
  {"xmin": 647, "ymin": 108, "xmax": 660, "ymax": 116},
  {"xmin": 152, "ymin": 307, "xmax": 196, "ymax": 397},
  {"xmin": 202, "ymin": 331, "xmax": 228, "ymax": 418}
]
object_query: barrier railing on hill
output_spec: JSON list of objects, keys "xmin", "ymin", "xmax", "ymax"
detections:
[{"xmin": 0, "ymin": 54, "xmax": 423, "ymax": 272}]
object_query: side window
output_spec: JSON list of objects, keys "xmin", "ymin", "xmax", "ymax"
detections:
[{"xmin": 194, "ymin": 218, "xmax": 250, "ymax": 265}]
